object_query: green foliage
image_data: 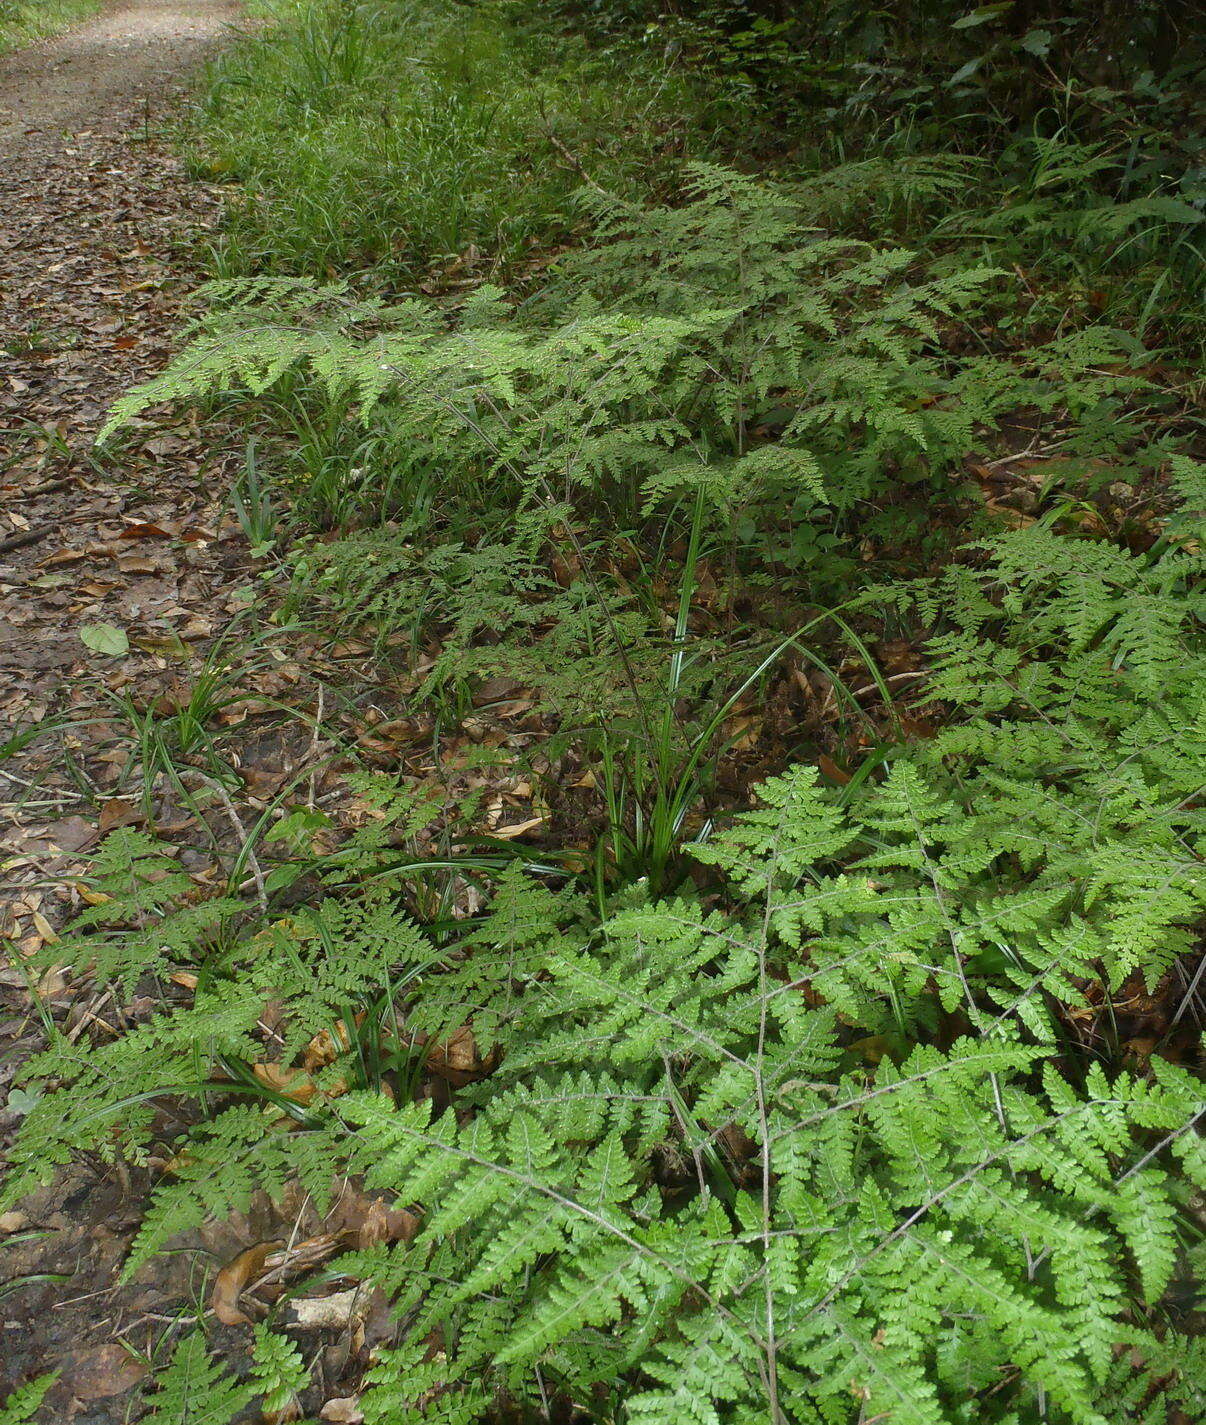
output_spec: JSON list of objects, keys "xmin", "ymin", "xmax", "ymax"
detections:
[
  {"xmin": 251, "ymin": 1326, "xmax": 308, "ymax": 1416},
  {"xmin": 190, "ymin": 0, "xmax": 697, "ymax": 279},
  {"xmin": 101, "ymin": 162, "xmax": 1147, "ymax": 750},
  {"xmin": 11, "ymin": 7, "xmax": 1204, "ymax": 1423},
  {"xmin": 107, "ymin": 165, "xmax": 1120, "ymax": 532},
  {"xmin": 0, "ymin": 1375, "xmax": 56, "ymax": 1425},
  {"xmin": 144, "ymin": 1333, "xmax": 255, "ymax": 1424},
  {"xmin": 0, "ymin": 1, "xmax": 98, "ymax": 56},
  {"xmin": 7, "ymin": 474, "xmax": 1205, "ymax": 1414},
  {"xmin": 7, "ymin": 741, "xmax": 1202, "ymax": 1420}
]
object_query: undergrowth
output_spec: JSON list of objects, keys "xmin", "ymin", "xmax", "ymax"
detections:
[
  {"xmin": 3, "ymin": 2, "xmax": 1204, "ymax": 1423},
  {"xmin": 0, "ymin": 0, "xmax": 99, "ymax": 56},
  {"xmin": 189, "ymin": 0, "xmax": 698, "ymax": 280}
]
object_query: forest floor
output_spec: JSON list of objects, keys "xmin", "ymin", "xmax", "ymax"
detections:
[
  {"xmin": 0, "ymin": 2, "xmax": 1201, "ymax": 1421},
  {"xmin": 0, "ymin": 4, "xmax": 294, "ymax": 1414}
]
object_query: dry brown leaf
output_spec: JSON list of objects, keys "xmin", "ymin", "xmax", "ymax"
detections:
[
  {"xmin": 424, "ymin": 1024, "xmax": 479, "ymax": 1076},
  {"xmin": 817, "ymin": 753, "xmax": 851, "ymax": 785},
  {"xmin": 259, "ymin": 1233, "xmax": 343, "ymax": 1288},
  {"xmin": 44, "ymin": 815, "xmax": 98, "ymax": 853},
  {"xmin": 98, "ymin": 798, "xmax": 141, "ymax": 834},
  {"xmin": 253, "ymin": 1062, "xmax": 318, "ymax": 1105},
  {"xmin": 490, "ymin": 815, "xmax": 545, "ymax": 840},
  {"xmin": 320, "ymin": 1398, "xmax": 365, "ymax": 1423},
  {"xmin": 31, "ymin": 910, "xmax": 58, "ymax": 943},
  {"xmin": 68, "ymin": 1343, "xmax": 148, "ymax": 1399},
  {"xmin": 303, "ymin": 1020, "xmax": 352, "ymax": 1073},
  {"xmin": 264, "ymin": 1405, "xmax": 303, "ymax": 1425},
  {"xmin": 355, "ymin": 1198, "xmax": 419, "ymax": 1249},
  {"xmin": 211, "ymin": 1239, "xmax": 280, "ymax": 1325}
]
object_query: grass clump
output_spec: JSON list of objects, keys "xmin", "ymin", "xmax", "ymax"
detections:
[
  {"xmin": 0, "ymin": 0, "xmax": 98, "ymax": 55},
  {"xmin": 190, "ymin": 0, "xmax": 697, "ymax": 281}
]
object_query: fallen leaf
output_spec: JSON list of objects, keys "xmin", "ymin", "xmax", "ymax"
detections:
[
  {"xmin": 817, "ymin": 753, "xmax": 851, "ymax": 785},
  {"xmin": 320, "ymin": 1398, "xmax": 365, "ymax": 1423},
  {"xmin": 490, "ymin": 815, "xmax": 545, "ymax": 840},
  {"xmin": 80, "ymin": 622, "xmax": 129, "ymax": 656},
  {"xmin": 263, "ymin": 1233, "xmax": 343, "ymax": 1277},
  {"xmin": 129, "ymin": 632, "xmax": 190, "ymax": 659},
  {"xmin": 354, "ymin": 1198, "xmax": 419, "ymax": 1249},
  {"xmin": 211, "ymin": 1240, "xmax": 280, "ymax": 1325},
  {"xmin": 68, "ymin": 1344, "xmax": 147, "ymax": 1399},
  {"xmin": 98, "ymin": 799, "xmax": 141, "ymax": 834},
  {"xmin": 253, "ymin": 1062, "xmax": 318, "ymax": 1105},
  {"xmin": 424, "ymin": 1024, "xmax": 490, "ymax": 1084},
  {"xmin": 75, "ymin": 882, "xmax": 113, "ymax": 906},
  {"xmin": 45, "ymin": 815, "xmax": 98, "ymax": 853},
  {"xmin": 303, "ymin": 1021, "xmax": 352, "ymax": 1073},
  {"xmin": 290, "ymin": 1287, "xmax": 368, "ymax": 1332},
  {"xmin": 31, "ymin": 910, "xmax": 58, "ymax": 943}
]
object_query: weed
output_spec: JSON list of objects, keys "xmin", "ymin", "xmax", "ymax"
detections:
[{"xmin": 188, "ymin": 0, "xmax": 697, "ymax": 281}]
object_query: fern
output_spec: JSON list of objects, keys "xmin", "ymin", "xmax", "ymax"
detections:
[
  {"xmin": 9, "ymin": 731, "xmax": 1200, "ymax": 1421},
  {"xmin": 144, "ymin": 1334, "xmax": 254, "ymax": 1424},
  {"xmin": 14, "ymin": 133, "xmax": 1202, "ymax": 1425},
  {"xmin": 251, "ymin": 1326, "xmax": 309, "ymax": 1416},
  {"xmin": 0, "ymin": 1376, "xmax": 56, "ymax": 1425}
]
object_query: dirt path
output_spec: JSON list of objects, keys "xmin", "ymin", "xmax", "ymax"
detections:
[
  {"xmin": 0, "ymin": 3, "xmax": 277, "ymax": 1414},
  {"xmin": 0, "ymin": 0, "xmax": 251, "ymax": 861},
  {"xmin": 0, "ymin": 1, "xmax": 241, "ymax": 150}
]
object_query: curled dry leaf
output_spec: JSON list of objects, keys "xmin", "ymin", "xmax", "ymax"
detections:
[
  {"xmin": 303, "ymin": 1019, "xmax": 353, "ymax": 1073},
  {"xmin": 210, "ymin": 1239, "xmax": 280, "ymax": 1325},
  {"xmin": 261, "ymin": 1231, "xmax": 343, "ymax": 1283},
  {"xmin": 354, "ymin": 1197, "xmax": 419, "ymax": 1250},
  {"xmin": 423, "ymin": 1024, "xmax": 482, "ymax": 1082},
  {"xmin": 252, "ymin": 1061, "xmax": 318, "ymax": 1104}
]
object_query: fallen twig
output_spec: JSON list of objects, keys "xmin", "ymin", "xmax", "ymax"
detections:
[{"xmin": 0, "ymin": 524, "xmax": 53, "ymax": 555}]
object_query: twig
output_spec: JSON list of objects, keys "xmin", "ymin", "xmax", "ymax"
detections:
[
  {"xmin": 187, "ymin": 770, "xmax": 268, "ymax": 912},
  {"xmin": 15, "ymin": 476, "xmax": 72, "ymax": 500},
  {"xmin": 0, "ymin": 524, "xmax": 53, "ymax": 555},
  {"xmin": 538, "ymin": 103, "xmax": 608, "ymax": 195},
  {"xmin": 306, "ymin": 684, "xmax": 325, "ymax": 811}
]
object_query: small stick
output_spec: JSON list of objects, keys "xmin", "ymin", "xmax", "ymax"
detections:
[
  {"xmin": 0, "ymin": 524, "xmax": 53, "ymax": 554},
  {"xmin": 16, "ymin": 477, "xmax": 73, "ymax": 499},
  {"xmin": 187, "ymin": 770, "xmax": 268, "ymax": 912}
]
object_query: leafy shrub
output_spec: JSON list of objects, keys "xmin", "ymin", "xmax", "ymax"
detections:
[{"xmin": 6, "ymin": 467, "xmax": 1204, "ymax": 1421}]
